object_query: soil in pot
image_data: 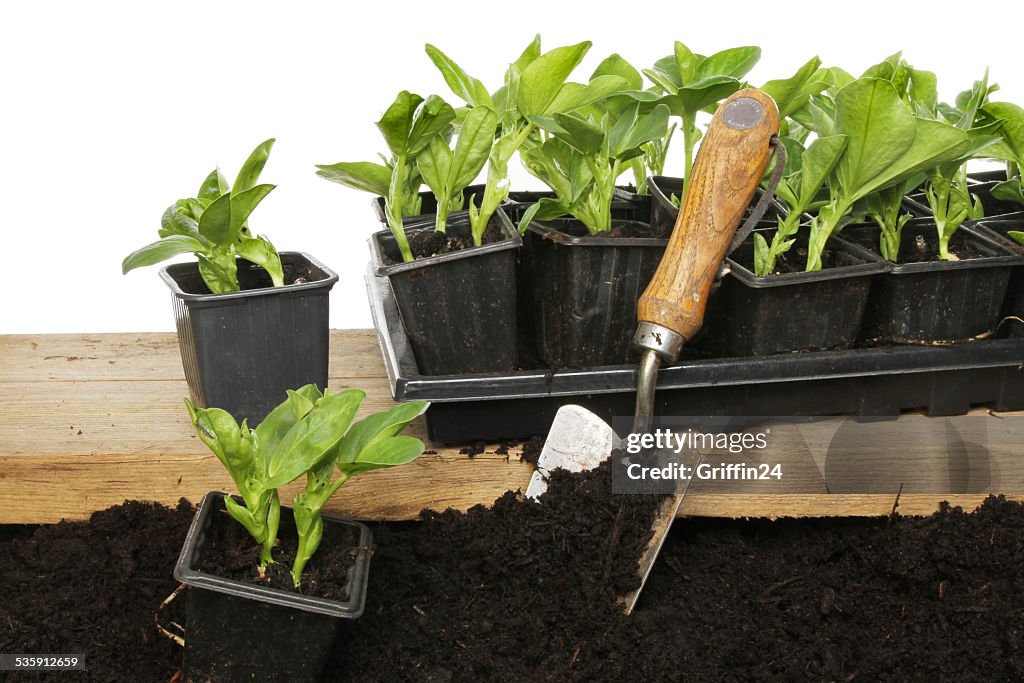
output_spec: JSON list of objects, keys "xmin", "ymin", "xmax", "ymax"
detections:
[
  {"xmin": 195, "ymin": 504, "xmax": 361, "ymax": 599},
  {"xmin": 380, "ymin": 217, "xmax": 507, "ymax": 264},
  {"xmin": 843, "ymin": 221, "xmax": 1019, "ymax": 344},
  {"xmin": 6, "ymin": 475, "xmax": 1024, "ymax": 680}
]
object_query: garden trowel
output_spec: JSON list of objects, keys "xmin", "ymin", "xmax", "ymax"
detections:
[{"xmin": 528, "ymin": 89, "xmax": 782, "ymax": 614}]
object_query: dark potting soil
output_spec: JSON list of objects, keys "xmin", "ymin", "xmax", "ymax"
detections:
[
  {"xmin": 4, "ymin": 478, "xmax": 1024, "ymax": 680},
  {"xmin": 0, "ymin": 500, "xmax": 195, "ymax": 682},
  {"xmin": 846, "ymin": 227, "xmax": 990, "ymax": 264},
  {"xmin": 177, "ymin": 259, "xmax": 317, "ymax": 295},
  {"xmin": 897, "ymin": 230, "xmax": 989, "ymax": 263},
  {"xmin": 194, "ymin": 505, "xmax": 360, "ymax": 600},
  {"xmin": 383, "ymin": 220, "xmax": 506, "ymax": 265},
  {"xmin": 761, "ymin": 245, "xmax": 843, "ymax": 275}
]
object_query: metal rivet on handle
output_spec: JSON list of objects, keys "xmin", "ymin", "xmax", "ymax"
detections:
[{"xmin": 722, "ymin": 97, "xmax": 764, "ymax": 130}]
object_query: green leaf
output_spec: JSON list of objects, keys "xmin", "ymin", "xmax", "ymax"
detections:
[
  {"xmin": 698, "ymin": 46, "xmax": 761, "ymax": 80},
  {"xmin": 993, "ymin": 179, "xmax": 1024, "ymax": 206},
  {"xmin": 545, "ymin": 75, "xmax": 630, "ymax": 116},
  {"xmin": 198, "ymin": 169, "xmax": 229, "ymax": 201},
  {"xmin": 315, "ymin": 161, "xmax": 391, "ymax": 196},
  {"xmin": 122, "ymin": 235, "xmax": 205, "ymax": 274},
  {"xmin": 234, "ymin": 138, "xmax": 275, "ymax": 194},
  {"xmin": 760, "ymin": 56, "xmax": 827, "ymax": 119},
  {"xmin": 197, "ymin": 192, "xmax": 234, "ymax": 246},
  {"xmin": 236, "ymin": 236, "xmax": 283, "ymax": 287},
  {"xmin": 263, "ymin": 389, "xmax": 365, "ymax": 489},
  {"xmin": 159, "ymin": 204, "xmax": 203, "ymax": 240},
  {"xmin": 549, "ymin": 113, "xmax": 605, "ymax": 155},
  {"xmin": 377, "ymin": 91, "xmax": 425, "ymax": 157},
  {"xmin": 610, "ymin": 104, "xmax": 669, "ymax": 160},
  {"xmin": 1008, "ymin": 230, "xmax": 1024, "ymax": 246},
  {"xmin": 833, "ymin": 77, "xmax": 917, "ymax": 200},
  {"xmin": 798, "ymin": 135, "xmax": 848, "ymax": 210},
  {"xmin": 253, "ymin": 384, "xmax": 324, "ymax": 456},
  {"xmin": 229, "ymin": 184, "xmax": 275, "ymax": 241},
  {"xmin": 425, "ymin": 44, "xmax": 492, "ymax": 108},
  {"xmin": 907, "ymin": 67, "xmax": 937, "ymax": 117},
  {"xmin": 197, "ymin": 254, "xmax": 238, "ymax": 294},
  {"xmin": 591, "ymin": 54, "xmax": 643, "ymax": 90},
  {"xmin": 336, "ymin": 400, "xmax": 429, "ymax": 464},
  {"xmin": 339, "ymin": 435, "xmax": 425, "ymax": 476},
  {"xmin": 512, "ymin": 34, "xmax": 542, "ymax": 74},
  {"xmin": 855, "ymin": 118, "xmax": 970, "ymax": 199},
  {"xmin": 184, "ymin": 399, "xmax": 253, "ymax": 484},
  {"xmin": 672, "ymin": 41, "xmax": 699, "ymax": 84},
  {"xmin": 416, "ymin": 135, "xmax": 453, "ymax": 202},
  {"xmin": 517, "ymin": 41, "xmax": 592, "ymax": 118},
  {"xmin": 407, "ymin": 95, "xmax": 456, "ymax": 156},
  {"xmin": 449, "ymin": 105, "xmax": 498, "ymax": 189},
  {"xmin": 982, "ymin": 102, "xmax": 1024, "ymax": 165}
]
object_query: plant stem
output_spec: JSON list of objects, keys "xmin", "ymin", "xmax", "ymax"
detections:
[
  {"xmin": 387, "ymin": 156, "xmax": 414, "ymax": 262},
  {"xmin": 806, "ymin": 197, "xmax": 852, "ymax": 272},
  {"xmin": 259, "ymin": 491, "xmax": 281, "ymax": 566},
  {"xmin": 471, "ymin": 123, "xmax": 535, "ymax": 245}
]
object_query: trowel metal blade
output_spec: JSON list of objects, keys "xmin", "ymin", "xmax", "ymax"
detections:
[
  {"xmin": 525, "ymin": 404, "xmax": 614, "ymax": 501},
  {"xmin": 619, "ymin": 447, "xmax": 700, "ymax": 615}
]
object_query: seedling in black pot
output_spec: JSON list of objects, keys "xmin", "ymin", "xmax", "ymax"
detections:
[{"xmin": 176, "ymin": 386, "xmax": 428, "ymax": 682}]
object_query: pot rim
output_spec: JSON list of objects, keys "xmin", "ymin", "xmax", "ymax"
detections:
[
  {"xmin": 173, "ymin": 491, "xmax": 372, "ymax": 619},
  {"xmin": 369, "ymin": 205, "xmax": 522, "ymax": 277},
  {"xmin": 159, "ymin": 251, "xmax": 338, "ymax": 303}
]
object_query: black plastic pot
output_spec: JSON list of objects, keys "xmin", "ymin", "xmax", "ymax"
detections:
[
  {"xmin": 366, "ymin": 271, "xmax": 1024, "ymax": 442},
  {"xmin": 159, "ymin": 252, "xmax": 337, "ymax": 425},
  {"xmin": 173, "ymin": 492, "xmax": 372, "ymax": 683},
  {"xmin": 844, "ymin": 220, "xmax": 1022, "ymax": 343},
  {"xmin": 505, "ymin": 191, "xmax": 651, "ymax": 342},
  {"xmin": 712, "ymin": 235, "xmax": 887, "ymax": 356},
  {"xmin": 370, "ymin": 208, "xmax": 521, "ymax": 375},
  {"xmin": 648, "ymin": 175, "xmax": 787, "ymax": 239},
  {"xmin": 974, "ymin": 214, "xmax": 1024, "ymax": 338},
  {"xmin": 523, "ymin": 218, "xmax": 667, "ymax": 368},
  {"xmin": 371, "ymin": 184, "xmax": 486, "ymax": 227}
]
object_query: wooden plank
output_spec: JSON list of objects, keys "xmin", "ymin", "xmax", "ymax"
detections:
[
  {"xmin": 1, "ymin": 331, "xmax": 1023, "ymax": 524},
  {"xmin": 0, "ymin": 378, "xmax": 421, "ymax": 457},
  {"xmin": 0, "ymin": 451, "xmax": 533, "ymax": 524},
  {"xmin": 0, "ymin": 330, "xmax": 385, "ymax": 383}
]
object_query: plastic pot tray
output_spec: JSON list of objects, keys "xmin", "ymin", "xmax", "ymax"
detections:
[{"xmin": 366, "ymin": 270, "xmax": 1024, "ymax": 443}]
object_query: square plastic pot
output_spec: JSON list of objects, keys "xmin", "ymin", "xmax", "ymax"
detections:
[
  {"xmin": 524, "ymin": 218, "xmax": 667, "ymax": 368},
  {"xmin": 844, "ymin": 220, "xmax": 1023, "ymax": 343},
  {"xmin": 369, "ymin": 208, "xmax": 521, "ymax": 375},
  {"xmin": 711, "ymin": 235, "xmax": 887, "ymax": 356},
  {"xmin": 371, "ymin": 184, "xmax": 486, "ymax": 227},
  {"xmin": 159, "ymin": 252, "xmax": 337, "ymax": 425},
  {"xmin": 504, "ymin": 191, "xmax": 650, "ymax": 341},
  {"xmin": 973, "ymin": 214, "xmax": 1024, "ymax": 338},
  {"xmin": 173, "ymin": 492, "xmax": 372, "ymax": 683}
]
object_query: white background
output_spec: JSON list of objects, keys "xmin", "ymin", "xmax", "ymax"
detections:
[{"xmin": 2, "ymin": 1, "xmax": 1021, "ymax": 333}]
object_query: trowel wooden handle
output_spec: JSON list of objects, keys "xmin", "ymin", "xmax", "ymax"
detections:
[{"xmin": 637, "ymin": 89, "xmax": 779, "ymax": 341}]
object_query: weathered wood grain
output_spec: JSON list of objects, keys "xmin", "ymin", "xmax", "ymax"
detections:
[{"xmin": 1, "ymin": 331, "xmax": 1021, "ymax": 524}]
